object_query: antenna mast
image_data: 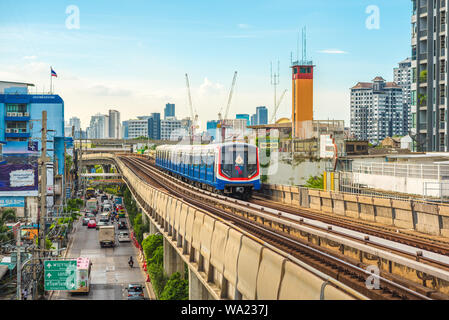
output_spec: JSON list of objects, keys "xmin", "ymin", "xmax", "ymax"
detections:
[{"xmin": 270, "ymin": 60, "xmax": 280, "ymax": 123}]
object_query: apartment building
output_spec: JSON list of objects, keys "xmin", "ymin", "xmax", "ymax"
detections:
[
  {"xmin": 411, "ymin": 0, "xmax": 448, "ymax": 151},
  {"xmin": 350, "ymin": 77, "xmax": 404, "ymax": 144}
]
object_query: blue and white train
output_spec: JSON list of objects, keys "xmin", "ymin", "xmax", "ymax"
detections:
[{"xmin": 155, "ymin": 142, "xmax": 260, "ymax": 199}]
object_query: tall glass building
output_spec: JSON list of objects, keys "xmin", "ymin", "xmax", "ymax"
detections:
[
  {"xmin": 256, "ymin": 106, "xmax": 268, "ymax": 125},
  {"xmin": 164, "ymin": 103, "xmax": 175, "ymax": 120},
  {"xmin": 236, "ymin": 114, "xmax": 250, "ymax": 126}
]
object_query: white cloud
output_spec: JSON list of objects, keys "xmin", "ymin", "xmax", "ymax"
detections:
[
  {"xmin": 23, "ymin": 55, "xmax": 37, "ymax": 60},
  {"xmin": 198, "ymin": 77, "xmax": 225, "ymax": 97},
  {"xmin": 238, "ymin": 23, "xmax": 251, "ymax": 29},
  {"xmin": 318, "ymin": 49, "xmax": 348, "ymax": 54}
]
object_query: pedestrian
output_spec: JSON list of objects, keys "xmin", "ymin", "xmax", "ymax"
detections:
[{"xmin": 22, "ymin": 288, "xmax": 28, "ymax": 300}]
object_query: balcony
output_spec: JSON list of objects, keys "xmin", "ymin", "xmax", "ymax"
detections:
[
  {"xmin": 4, "ymin": 112, "xmax": 30, "ymax": 122},
  {"xmin": 442, "ymin": 0, "xmax": 446, "ymax": 8}
]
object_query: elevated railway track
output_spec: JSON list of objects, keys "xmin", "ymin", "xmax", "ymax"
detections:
[{"xmin": 117, "ymin": 154, "xmax": 449, "ymax": 300}]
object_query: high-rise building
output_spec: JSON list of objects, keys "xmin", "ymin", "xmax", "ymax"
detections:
[
  {"xmin": 164, "ymin": 103, "xmax": 175, "ymax": 120},
  {"xmin": 148, "ymin": 113, "xmax": 161, "ymax": 140},
  {"xmin": 251, "ymin": 114, "xmax": 257, "ymax": 126},
  {"xmin": 122, "ymin": 120, "xmax": 129, "ymax": 139},
  {"xmin": 411, "ymin": 1, "xmax": 447, "ymax": 151},
  {"xmin": 236, "ymin": 114, "xmax": 250, "ymax": 126},
  {"xmin": 394, "ymin": 58, "xmax": 412, "ymax": 134},
  {"xmin": 256, "ymin": 106, "xmax": 268, "ymax": 125},
  {"xmin": 108, "ymin": 109, "xmax": 121, "ymax": 139},
  {"xmin": 350, "ymin": 77, "xmax": 404, "ymax": 144},
  {"xmin": 69, "ymin": 117, "xmax": 81, "ymax": 138},
  {"xmin": 88, "ymin": 113, "xmax": 109, "ymax": 139}
]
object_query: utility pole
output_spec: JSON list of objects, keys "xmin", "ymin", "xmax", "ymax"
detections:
[
  {"xmin": 38, "ymin": 111, "xmax": 50, "ymax": 272},
  {"xmin": 16, "ymin": 230, "xmax": 21, "ymax": 300}
]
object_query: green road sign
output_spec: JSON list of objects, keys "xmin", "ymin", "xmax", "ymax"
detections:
[{"xmin": 44, "ymin": 260, "xmax": 77, "ymax": 291}]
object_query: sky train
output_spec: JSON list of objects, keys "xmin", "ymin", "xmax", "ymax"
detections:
[{"xmin": 155, "ymin": 142, "xmax": 260, "ymax": 199}]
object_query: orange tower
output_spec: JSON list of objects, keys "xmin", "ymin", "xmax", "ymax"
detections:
[{"xmin": 291, "ymin": 63, "xmax": 314, "ymax": 138}]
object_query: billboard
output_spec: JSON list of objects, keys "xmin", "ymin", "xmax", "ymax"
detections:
[{"xmin": 0, "ymin": 141, "xmax": 39, "ymax": 196}]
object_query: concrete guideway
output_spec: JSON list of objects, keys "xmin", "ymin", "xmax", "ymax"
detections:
[{"xmin": 83, "ymin": 152, "xmax": 449, "ymax": 299}]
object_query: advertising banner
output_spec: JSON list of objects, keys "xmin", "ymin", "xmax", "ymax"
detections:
[
  {"xmin": 0, "ymin": 141, "xmax": 38, "ymax": 196},
  {"xmin": 0, "ymin": 196, "xmax": 25, "ymax": 207}
]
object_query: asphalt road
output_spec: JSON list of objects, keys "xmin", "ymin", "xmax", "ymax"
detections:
[{"xmin": 51, "ymin": 208, "xmax": 147, "ymax": 300}]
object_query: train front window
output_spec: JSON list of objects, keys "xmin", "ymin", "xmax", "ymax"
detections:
[{"xmin": 221, "ymin": 144, "xmax": 258, "ymax": 178}]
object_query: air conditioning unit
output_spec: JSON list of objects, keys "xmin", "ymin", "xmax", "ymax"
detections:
[
  {"xmin": 6, "ymin": 112, "xmax": 12, "ymax": 117},
  {"xmin": 21, "ymin": 129, "xmax": 26, "ymax": 133},
  {"xmin": 11, "ymin": 112, "xmax": 17, "ymax": 117},
  {"xmin": 24, "ymin": 112, "xmax": 29, "ymax": 117},
  {"xmin": 13, "ymin": 129, "xmax": 19, "ymax": 133},
  {"xmin": 5, "ymin": 129, "xmax": 11, "ymax": 133},
  {"xmin": 17, "ymin": 113, "xmax": 23, "ymax": 117}
]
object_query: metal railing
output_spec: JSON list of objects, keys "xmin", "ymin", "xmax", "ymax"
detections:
[{"xmin": 350, "ymin": 161, "xmax": 449, "ymax": 180}]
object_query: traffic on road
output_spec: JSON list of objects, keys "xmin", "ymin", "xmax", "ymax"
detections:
[{"xmin": 51, "ymin": 189, "xmax": 149, "ymax": 300}]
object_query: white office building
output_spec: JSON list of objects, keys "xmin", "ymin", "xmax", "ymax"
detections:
[
  {"xmin": 161, "ymin": 118, "xmax": 182, "ymax": 140},
  {"xmin": 127, "ymin": 119, "xmax": 148, "ymax": 139},
  {"xmin": 108, "ymin": 109, "xmax": 121, "ymax": 139},
  {"xmin": 394, "ymin": 58, "xmax": 412, "ymax": 133}
]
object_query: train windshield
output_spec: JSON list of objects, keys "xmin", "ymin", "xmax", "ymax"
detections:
[{"xmin": 221, "ymin": 144, "xmax": 258, "ymax": 178}]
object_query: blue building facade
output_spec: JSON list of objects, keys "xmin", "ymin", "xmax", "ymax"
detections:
[
  {"xmin": 207, "ymin": 120, "xmax": 219, "ymax": 141},
  {"xmin": 236, "ymin": 114, "xmax": 250, "ymax": 126},
  {"xmin": 256, "ymin": 106, "xmax": 268, "ymax": 125},
  {"xmin": 0, "ymin": 81, "xmax": 65, "ymax": 216},
  {"xmin": 251, "ymin": 114, "xmax": 257, "ymax": 126},
  {"xmin": 164, "ymin": 103, "xmax": 175, "ymax": 119},
  {"xmin": 122, "ymin": 121, "xmax": 129, "ymax": 139},
  {"xmin": 148, "ymin": 113, "xmax": 161, "ymax": 140}
]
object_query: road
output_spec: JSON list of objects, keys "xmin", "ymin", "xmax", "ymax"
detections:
[{"xmin": 51, "ymin": 205, "xmax": 147, "ymax": 300}]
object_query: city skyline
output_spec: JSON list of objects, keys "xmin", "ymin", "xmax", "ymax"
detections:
[{"xmin": 0, "ymin": 0, "xmax": 412, "ymax": 131}]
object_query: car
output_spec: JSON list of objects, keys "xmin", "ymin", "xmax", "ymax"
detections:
[
  {"xmin": 87, "ymin": 220, "xmax": 97, "ymax": 229},
  {"xmin": 118, "ymin": 221, "xmax": 127, "ymax": 229},
  {"xmin": 118, "ymin": 231, "xmax": 130, "ymax": 242},
  {"xmin": 96, "ymin": 221, "xmax": 108, "ymax": 230},
  {"xmin": 82, "ymin": 217, "xmax": 90, "ymax": 226},
  {"xmin": 127, "ymin": 284, "xmax": 144, "ymax": 299}
]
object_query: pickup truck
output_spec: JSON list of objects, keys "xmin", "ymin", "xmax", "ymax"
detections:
[{"xmin": 98, "ymin": 225, "xmax": 115, "ymax": 248}]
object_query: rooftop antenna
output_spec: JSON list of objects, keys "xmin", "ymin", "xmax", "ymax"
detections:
[{"xmin": 302, "ymin": 26, "xmax": 307, "ymax": 64}]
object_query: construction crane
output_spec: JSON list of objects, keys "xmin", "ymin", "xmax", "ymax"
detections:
[
  {"xmin": 270, "ymin": 89, "xmax": 287, "ymax": 124},
  {"xmin": 185, "ymin": 73, "xmax": 198, "ymax": 141},
  {"xmin": 217, "ymin": 71, "xmax": 238, "ymax": 142}
]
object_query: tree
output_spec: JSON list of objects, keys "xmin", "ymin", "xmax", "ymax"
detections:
[
  {"xmin": 0, "ymin": 209, "xmax": 16, "ymax": 242},
  {"xmin": 304, "ymin": 174, "xmax": 324, "ymax": 189},
  {"xmin": 160, "ymin": 272, "xmax": 189, "ymax": 300}
]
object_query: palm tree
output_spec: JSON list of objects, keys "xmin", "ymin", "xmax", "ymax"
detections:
[{"xmin": 0, "ymin": 209, "xmax": 16, "ymax": 242}]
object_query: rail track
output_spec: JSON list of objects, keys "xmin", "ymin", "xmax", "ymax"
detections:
[{"xmin": 115, "ymin": 155, "xmax": 449, "ymax": 300}]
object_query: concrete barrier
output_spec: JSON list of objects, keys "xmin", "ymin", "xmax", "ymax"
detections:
[
  {"xmin": 200, "ymin": 215, "xmax": 215, "ymax": 273},
  {"xmin": 260, "ymin": 184, "xmax": 449, "ymax": 238},
  {"xmin": 210, "ymin": 221, "xmax": 229, "ymax": 274},
  {"xmin": 223, "ymin": 229, "xmax": 243, "ymax": 298},
  {"xmin": 278, "ymin": 261, "xmax": 324, "ymax": 300},
  {"xmin": 237, "ymin": 236, "xmax": 263, "ymax": 300},
  {"xmin": 256, "ymin": 248, "xmax": 285, "ymax": 300}
]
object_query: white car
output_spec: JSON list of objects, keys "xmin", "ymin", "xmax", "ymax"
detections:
[{"xmin": 118, "ymin": 231, "xmax": 130, "ymax": 242}]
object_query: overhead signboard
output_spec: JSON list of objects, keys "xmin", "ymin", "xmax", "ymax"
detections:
[
  {"xmin": 0, "ymin": 196, "xmax": 25, "ymax": 207},
  {"xmin": 44, "ymin": 260, "xmax": 77, "ymax": 291}
]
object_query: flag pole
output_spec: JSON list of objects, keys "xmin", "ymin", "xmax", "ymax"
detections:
[{"xmin": 50, "ymin": 66, "xmax": 53, "ymax": 94}]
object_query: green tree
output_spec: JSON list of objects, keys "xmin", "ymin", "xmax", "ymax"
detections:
[
  {"xmin": 304, "ymin": 174, "xmax": 324, "ymax": 189},
  {"xmin": 160, "ymin": 272, "xmax": 189, "ymax": 300},
  {"xmin": 0, "ymin": 209, "xmax": 16, "ymax": 242}
]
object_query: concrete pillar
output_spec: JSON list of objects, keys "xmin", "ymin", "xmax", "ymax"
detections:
[
  {"xmin": 188, "ymin": 267, "xmax": 210, "ymax": 300},
  {"xmin": 163, "ymin": 237, "xmax": 185, "ymax": 276},
  {"xmin": 149, "ymin": 219, "xmax": 158, "ymax": 235}
]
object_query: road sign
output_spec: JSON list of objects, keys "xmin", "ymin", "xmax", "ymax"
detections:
[{"xmin": 44, "ymin": 260, "xmax": 77, "ymax": 291}]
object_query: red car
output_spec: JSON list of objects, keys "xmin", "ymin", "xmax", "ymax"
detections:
[{"xmin": 87, "ymin": 219, "xmax": 97, "ymax": 229}]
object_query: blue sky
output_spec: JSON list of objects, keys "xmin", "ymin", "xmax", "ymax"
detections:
[{"xmin": 0, "ymin": 0, "xmax": 412, "ymax": 130}]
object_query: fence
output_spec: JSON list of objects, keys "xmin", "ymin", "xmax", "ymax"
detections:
[{"xmin": 351, "ymin": 162, "xmax": 449, "ymax": 180}]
